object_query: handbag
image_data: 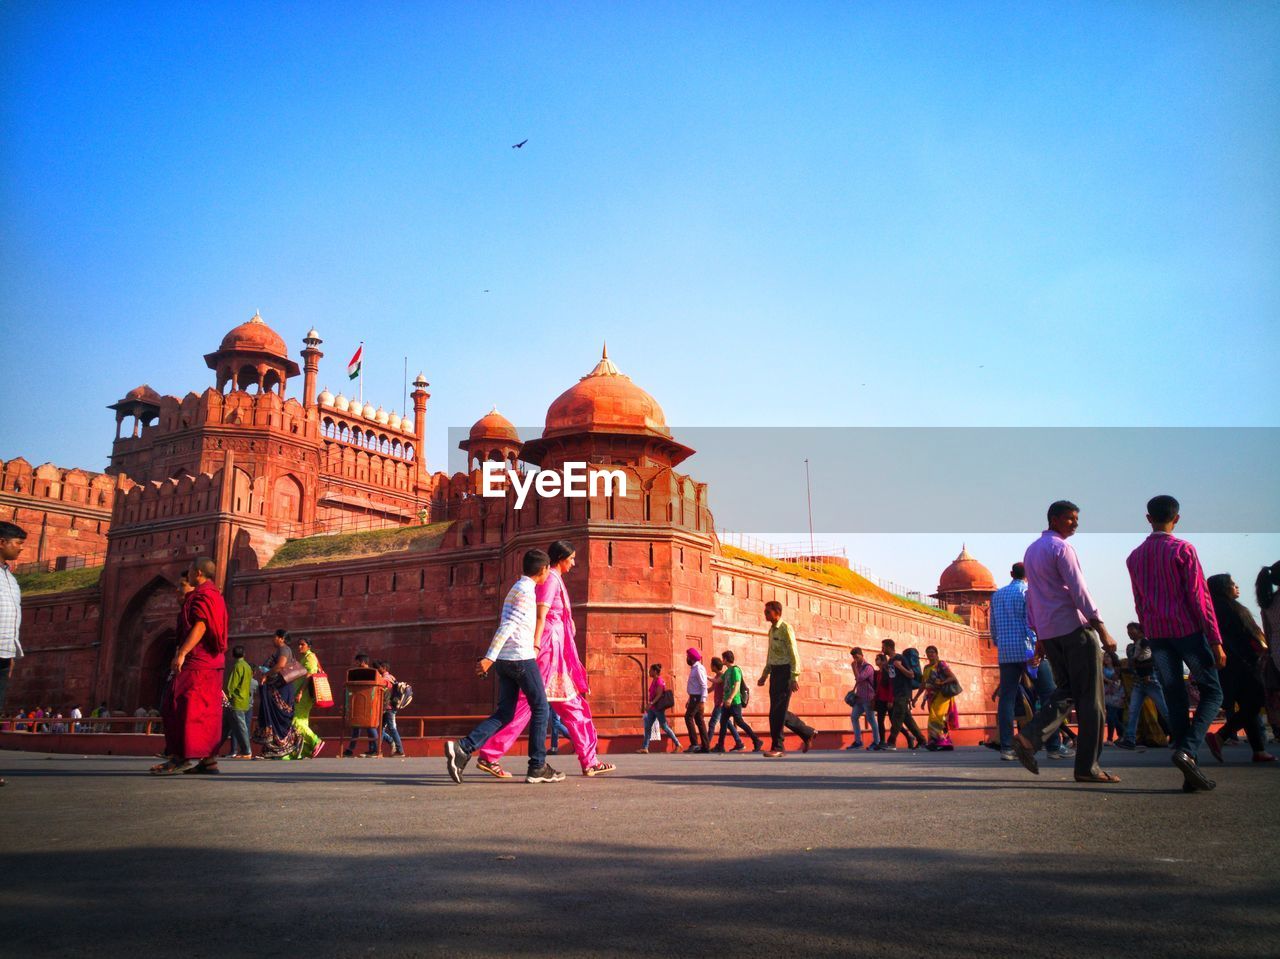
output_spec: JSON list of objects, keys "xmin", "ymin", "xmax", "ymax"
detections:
[
  {"xmin": 655, "ymin": 688, "xmax": 675, "ymax": 712},
  {"xmin": 843, "ymin": 689, "xmax": 858, "ymax": 707},
  {"xmin": 278, "ymin": 661, "xmax": 309, "ymax": 686},
  {"xmin": 311, "ymin": 671, "xmax": 334, "ymax": 709},
  {"xmin": 940, "ymin": 679, "xmax": 963, "ymax": 699}
]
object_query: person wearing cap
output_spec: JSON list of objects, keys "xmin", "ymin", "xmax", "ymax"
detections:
[{"xmin": 684, "ymin": 647, "xmax": 711, "ymax": 753}]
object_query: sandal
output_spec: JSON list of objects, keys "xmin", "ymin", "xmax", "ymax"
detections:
[
  {"xmin": 584, "ymin": 761, "xmax": 616, "ymax": 777},
  {"xmin": 183, "ymin": 760, "xmax": 221, "ymax": 775},
  {"xmin": 1074, "ymin": 771, "xmax": 1121, "ymax": 784},
  {"xmin": 149, "ymin": 759, "xmax": 191, "ymax": 776},
  {"xmin": 476, "ymin": 758, "xmax": 512, "ymax": 779}
]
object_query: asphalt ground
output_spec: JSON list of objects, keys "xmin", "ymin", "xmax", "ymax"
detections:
[{"xmin": 1, "ymin": 743, "xmax": 1277, "ymax": 959}]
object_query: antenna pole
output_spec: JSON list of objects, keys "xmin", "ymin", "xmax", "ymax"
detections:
[{"xmin": 804, "ymin": 457, "xmax": 815, "ymax": 557}]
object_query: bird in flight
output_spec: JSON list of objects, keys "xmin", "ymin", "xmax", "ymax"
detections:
[{"xmin": 512, "ymin": 139, "xmax": 528, "ymax": 149}]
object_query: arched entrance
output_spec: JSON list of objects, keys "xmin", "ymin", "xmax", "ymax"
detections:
[{"xmin": 111, "ymin": 576, "xmax": 183, "ymax": 710}]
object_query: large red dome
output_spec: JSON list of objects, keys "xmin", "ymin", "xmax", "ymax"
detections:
[
  {"xmin": 937, "ymin": 545, "xmax": 996, "ymax": 594},
  {"xmin": 542, "ymin": 346, "xmax": 671, "ymax": 439}
]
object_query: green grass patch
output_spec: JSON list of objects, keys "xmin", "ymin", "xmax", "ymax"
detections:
[
  {"xmin": 14, "ymin": 565, "xmax": 103, "ymax": 596},
  {"xmin": 266, "ymin": 521, "xmax": 453, "ymax": 569},
  {"xmin": 720, "ymin": 544, "xmax": 962, "ymax": 623}
]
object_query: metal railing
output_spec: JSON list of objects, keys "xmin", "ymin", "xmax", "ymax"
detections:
[
  {"xmin": 13, "ymin": 552, "xmax": 108, "ymax": 576},
  {"xmin": 276, "ymin": 502, "xmax": 456, "ymax": 541},
  {"xmin": 0, "ymin": 705, "xmax": 1000, "ymax": 739},
  {"xmin": 716, "ymin": 530, "xmax": 940, "ymax": 608}
]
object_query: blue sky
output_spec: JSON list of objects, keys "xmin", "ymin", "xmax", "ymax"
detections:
[{"xmin": 2, "ymin": 3, "xmax": 1277, "ymax": 618}]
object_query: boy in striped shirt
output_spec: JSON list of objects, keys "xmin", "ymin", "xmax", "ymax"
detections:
[{"xmin": 445, "ymin": 549, "xmax": 564, "ymax": 784}]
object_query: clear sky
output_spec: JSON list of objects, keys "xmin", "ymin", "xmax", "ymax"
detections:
[{"xmin": 2, "ymin": 4, "xmax": 1277, "ymax": 618}]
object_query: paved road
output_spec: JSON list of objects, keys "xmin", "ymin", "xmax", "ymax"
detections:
[{"xmin": 2, "ymin": 744, "xmax": 1277, "ymax": 959}]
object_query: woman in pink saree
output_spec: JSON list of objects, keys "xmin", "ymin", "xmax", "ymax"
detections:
[{"xmin": 477, "ymin": 540, "xmax": 616, "ymax": 778}]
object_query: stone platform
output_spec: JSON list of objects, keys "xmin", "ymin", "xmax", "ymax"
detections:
[{"xmin": 2, "ymin": 745, "xmax": 1277, "ymax": 958}]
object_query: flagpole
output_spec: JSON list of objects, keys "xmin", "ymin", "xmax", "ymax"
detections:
[{"xmin": 359, "ymin": 340, "xmax": 364, "ymax": 406}]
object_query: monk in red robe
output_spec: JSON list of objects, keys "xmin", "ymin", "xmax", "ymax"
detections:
[{"xmin": 151, "ymin": 556, "xmax": 229, "ymax": 775}]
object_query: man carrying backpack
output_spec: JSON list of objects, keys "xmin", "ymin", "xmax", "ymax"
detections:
[
  {"xmin": 716, "ymin": 649, "xmax": 764, "ymax": 752},
  {"xmin": 881, "ymin": 639, "xmax": 924, "ymax": 750}
]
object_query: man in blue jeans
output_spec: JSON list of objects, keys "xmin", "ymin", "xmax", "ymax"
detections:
[
  {"xmin": 445, "ymin": 549, "xmax": 564, "ymax": 785},
  {"xmin": 1115, "ymin": 622, "xmax": 1170, "ymax": 749},
  {"xmin": 1126, "ymin": 495, "xmax": 1224, "ymax": 793},
  {"xmin": 991, "ymin": 563, "xmax": 1066, "ymax": 761}
]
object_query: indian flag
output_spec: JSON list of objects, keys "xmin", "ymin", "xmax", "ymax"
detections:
[{"xmin": 347, "ymin": 344, "xmax": 363, "ymax": 380}]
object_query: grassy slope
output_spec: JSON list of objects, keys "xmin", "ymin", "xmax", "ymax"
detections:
[
  {"xmin": 14, "ymin": 566, "xmax": 103, "ymax": 596},
  {"xmin": 265, "ymin": 521, "xmax": 453, "ymax": 569},
  {"xmin": 720, "ymin": 544, "xmax": 962, "ymax": 623}
]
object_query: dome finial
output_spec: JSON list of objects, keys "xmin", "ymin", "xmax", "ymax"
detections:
[{"xmin": 585, "ymin": 344, "xmax": 620, "ymax": 378}]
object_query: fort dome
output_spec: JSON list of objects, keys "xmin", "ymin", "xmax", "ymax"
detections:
[
  {"xmin": 542, "ymin": 345, "xmax": 670, "ymax": 439},
  {"xmin": 469, "ymin": 407, "xmax": 520, "ymax": 444},
  {"xmin": 937, "ymin": 545, "xmax": 996, "ymax": 594},
  {"xmin": 317, "ymin": 387, "xmax": 334, "ymax": 407},
  {"xmin": 122, "ymin": 385, "xmax": 161, "ymax": 404},
  {"xmin": 217, "ymin": 312, "xmax": 289, "ymax": 358}
]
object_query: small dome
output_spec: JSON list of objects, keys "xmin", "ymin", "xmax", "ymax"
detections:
[
  {"xmin": 937, "ymin": 545, "xmax": 996, "ymax": 594},
  {"xmin": 362, "ymin": 402, "xmax": 377, "ymax": 420},
  {"xmin": 468, "ymin": 406, "xmax": 520, "ymax": 445},
  {"xmin": 334, "ymin": 393, "xmax": 350, "ymax": 412},
  {"xmin": 124, "ymin": 384, "xmax": 162, "ymax": 403},
  {"xmin": 305, "ymin": 327, "xmax": 321, "ymax": 341},
  {"xmin": 387, "ymin": 412, "xmax": 402, "ymax": 430},
  {"xmin": 375, "ymin": 405, "xmax": 389, "ymax": 424},
  {"xmin": 217, "ymin": 312, "xmax": 289, "ymax": 358},
  {"xmin": 317, "ymin": 386, "xmax": 334, "ymax": 406},
  {"xmin": 401, "ymin": 418, "xmax": 414, "ymax": 437},
  {"xmin": 542, "ymin": 345, "xmax": 670, "ymax": 439}
]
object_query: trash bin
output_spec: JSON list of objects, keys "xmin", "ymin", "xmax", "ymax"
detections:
[{"xmin": 345, "ymin": 667, "xmax": 384, "ymax": 728}]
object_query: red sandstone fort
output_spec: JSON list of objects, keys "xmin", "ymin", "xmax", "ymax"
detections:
[{"xmin": 4, "ymin": 314, "xmax": 1000, "ymax": 734}]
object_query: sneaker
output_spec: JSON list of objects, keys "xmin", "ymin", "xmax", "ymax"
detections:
[
  {"xmin": 846, "ymin": 742, "xmax": 862, "ymax": 751},
  {"xmin": 710, "ymin": 745, "xmax": 725, "ymax": 753},
  {"xmin": 730, "ymin": 744, "xmax": 746, "ymax": 752},
  {"xmin": 752, "ymin": 739, "xmax": 764, "ymax": 752},
  {"xmin": 1252, "ymin": 752, "xmax": 1276, "ymax": 763},
  {"xmin": 584, "ymin": 761, "xmax": 616, "ymax": 777},
  {"xmin": 476, "ymin": 758, "xmax": 512, "ymax": 779},
  {"xmin": 1114, "ymin": 739, "xmax": 1137, "ymax": 750},
  {"xmin": 635, "ymin": 748, "xmax": 650, "ymax": 754},
  {"xmin": 762, "ymin": 750, "xmax": 784, "ymax": 758},
  {"xmin": 341, "ymin": 749, "xmax": 354, "ymax": 758},
  {"xmin": 801, "ymin": 735, "xmax": 813, "ymax": 754},
  {"xmin": 445, "ymin": 740, "xmax": 470, "ymax": 784},
  {"xmin": 881, "ymin": 745, "xmax": 899, "ymax": 751},
  {"xmin": 526, "ymin": 763, "xmax": 566, "ymax": 783},
  {"xmin": 547, "ymin": 747, "xmax": 559, "ymax": 755},
  {"xmin": 391, "ymin": 749, "xmax": 405, "ymax": 757},
  {"xmin": 1000, "ymin": 749, "xmax": 1016, "ymax": 761}
]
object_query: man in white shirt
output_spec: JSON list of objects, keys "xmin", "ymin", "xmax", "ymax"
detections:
[
  {"xmin": 445, "ymin": 549, "xmax": 565, "ymax": 785},
  {"xmin": 0, "ymin": 521, "xmax": 27, "ymax": 789},
  {"xmin": 0, "ymin": 523, "xmax": 27, "ymax": 718},
  {"xmin": 684, "ymin": 647, "xmax": 711, "ymax": 752}
]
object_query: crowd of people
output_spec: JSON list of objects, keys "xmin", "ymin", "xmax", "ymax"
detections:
[{"xmin": 2, "ymin": 501, "xmax": 1279, "ymax": 790}]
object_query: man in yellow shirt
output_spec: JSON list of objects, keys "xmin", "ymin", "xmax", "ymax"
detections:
[{"xmin": 756, "ymin": 601, "xmax": 815, "ymax": 757}]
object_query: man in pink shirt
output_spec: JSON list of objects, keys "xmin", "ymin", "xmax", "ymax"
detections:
[
  {"xmin": 1126, "ymin": 494, "xmax": 1224, "ymax": 793},
  {"xmin": 1012, "ymin": 500, "xmax": 1120, "ymax": 784}
]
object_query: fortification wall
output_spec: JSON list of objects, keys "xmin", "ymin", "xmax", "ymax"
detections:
[{"xmin": 0, "ymin": 458, "xmax": 115, "ymax": 567}]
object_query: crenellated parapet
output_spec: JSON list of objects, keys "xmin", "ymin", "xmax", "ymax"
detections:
[
  {"xmin": 0, "ymin": 458, "xmax": 116, "ymax": 510},
  {"xmin": 110, "ymin": 469, "xmax": 225, "ymax": 529}
]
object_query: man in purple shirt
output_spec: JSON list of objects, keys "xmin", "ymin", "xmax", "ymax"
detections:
[
  {"xmin": 1126, "ymin": 494, "xmax": 1225, "ymax": 793},
  {"xmin": 1012, "ymin": 500, "xmax": 1121, "ymax": 784}
]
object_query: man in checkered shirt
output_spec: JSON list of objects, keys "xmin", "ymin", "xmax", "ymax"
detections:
[{"xmin": 990, "ymin": 561, "xmax": 1062, "ymax": 761}]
